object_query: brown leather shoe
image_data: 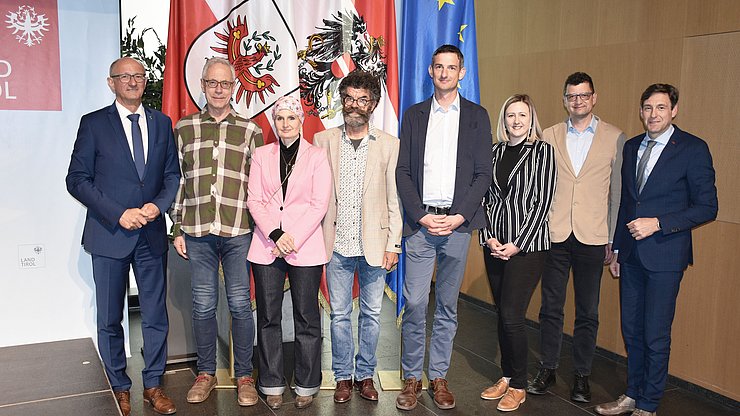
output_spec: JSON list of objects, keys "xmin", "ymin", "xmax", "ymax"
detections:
[
  {"xmin": 114, "ymin": 390, "xmax": 131, "ymax": 416},
  {"xmin": 497, "ymin": 387, "xmax": 526, "ymax": 412},
  {"xmin": 481, "ymin": 377, "xmax": 509, "ymax": 400},
  {"xmin": 295, "ymin": 394, "xmax": 313, "ymax": 409},
  {"xmin": 237, "ymin": 376, "xmax": 258, "ymax": 406},
  {"xmin": 354, "ymin": 378, "xmax": 379, "ymax": 401},
  {"xmin": 186, "ymin": 372, "xmax": 216, "ymax": 403},
  {"xmin": 143, "ymin": 386, "xmax": 177, "ymax": 415},
  {"xmin": 334, "ymin": 379, "xmax": 353, "ymax": 403},
  {"xmin": 429, "ymin": 378, "xmax": 455, "ymax": 409},
  {"xmin": 266, "ymin": 394, "xmax": 282, "ymax": 409},
  {"xmin": 595, "ymin": 394, "xmax": 637, "ymax": 415},
  {"xmin": 395, "ymin": 377, "xmax": 422, "ymax": 411}
]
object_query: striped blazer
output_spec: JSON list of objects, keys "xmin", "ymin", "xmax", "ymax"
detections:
[{"xmin": 480, "ymin": 140, "xmax": 557, "ymax": 253}]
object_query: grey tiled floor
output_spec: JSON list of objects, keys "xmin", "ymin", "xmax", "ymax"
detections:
[{"xmin": 122, "ymin": 294, "xmax": 738, "ymax": 416}]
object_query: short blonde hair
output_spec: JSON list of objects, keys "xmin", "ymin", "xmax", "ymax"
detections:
[{"xmin": 495, "ymin": 94, "xmax": 543, "ymax": 143}]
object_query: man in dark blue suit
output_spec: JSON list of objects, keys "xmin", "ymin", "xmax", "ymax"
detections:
[
  {"xmin": 66, "ymin": 57, "xmax": 180, "ymax": 416},
  {"xmin": 395, "ymin": 44, "xmax": 492, "ymax": 411},
  {"xmin": 595, "ymin": 84, "xmax": 717, "ymax": 416}
]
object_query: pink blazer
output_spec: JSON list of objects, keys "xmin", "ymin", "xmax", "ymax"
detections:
[{"xmin": 247, "ymin": 138, "xmax": 332, "ymax": 266}]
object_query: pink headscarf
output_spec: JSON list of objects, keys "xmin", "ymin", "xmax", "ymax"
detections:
[{"xmin": 271, "ymin": 96, "xmax": 305, "ymax": 123}]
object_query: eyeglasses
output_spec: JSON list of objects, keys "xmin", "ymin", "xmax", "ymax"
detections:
[
  {"xmin": 342, "ymin": 95, "xmax": 373, "ymax": 107},
  {"xmin": 203, "ymin": 79, "xmax": 235, "ymax": 89},
  {"xmin": 565, "ymin": 92, "xmax": 594, "ymax": 102},
  {"xmin": 111, "ymin": 73, "xmax": 147, "ymax": 83}
]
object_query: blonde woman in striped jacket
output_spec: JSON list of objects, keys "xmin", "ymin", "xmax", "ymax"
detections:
[{"xmin": 478, "ymin": 94, "xmax": 557, "ymax": 412}]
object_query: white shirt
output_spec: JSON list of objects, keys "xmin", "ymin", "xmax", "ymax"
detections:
[
  {"xmin": 566, "ymin": 115, "xmax": 598, "ymax": 176},
  {"xmin": 422, "ymin": 94, "xmax": 460, "ymax": 207},
  {"xmin": 636, "ymin": 124, "xmax": 674, "ymax": 182},
  {"xmin": 115, "ymin": 100, "xmax": 149, "ymax": 162}
]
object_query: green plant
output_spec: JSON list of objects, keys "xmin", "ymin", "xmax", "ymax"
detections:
[{"xmin": 121, "ymin": 16, "xmax": 166, "ymax": 109}]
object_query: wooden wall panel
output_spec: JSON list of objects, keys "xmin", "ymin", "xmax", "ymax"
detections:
[
  {"xmin": 679, "ymin": 31, "xmax": 740, "ymax": 223},
  {"xmin": 670, "ymin": 222, "xmax": 740, "ymax": 399},
  {"xmin": 685, "ymin": 0, "xmax": 740, "ymax": 35},
  {"xmin": 469, "ymin": 0, "xmax": 739, "ymax": 401}
]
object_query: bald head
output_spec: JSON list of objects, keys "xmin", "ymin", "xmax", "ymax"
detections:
[{"xmin": 107, "ymin": 57, "xmax": 147, "ymax": 112}]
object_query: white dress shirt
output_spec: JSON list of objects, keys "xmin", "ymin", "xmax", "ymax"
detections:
[
  {"xmin": 636, "ymin": 124, "xmax": 674, "ymax": 182},
  {"xmin": 115, "ymin": 100, "xmax": 149, "ymax": 162},
  {"xmin": 566, "ymin": 115, "xmax": 598, "ymax": 176},
  {"xmin": 422, "ymin": 94, "xmax": 460, "ymax": 207}
]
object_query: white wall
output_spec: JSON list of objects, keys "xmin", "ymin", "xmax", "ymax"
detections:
[{"xmin": 0, "ymin": 0, "xmax": 120, "ymax": 347}]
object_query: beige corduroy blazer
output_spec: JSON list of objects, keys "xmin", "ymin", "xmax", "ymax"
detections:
[
  {"xmin": 314, "ymin": 126, "xmax": 403, "ymax": 267},
  {"xmin": 543, "ymin": 116, "xmax": 626, "ymax": 245}
]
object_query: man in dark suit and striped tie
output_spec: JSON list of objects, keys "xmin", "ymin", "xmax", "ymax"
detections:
[{"xmin": 595, "ymin": 84, "xmax": 717, "ymax": 416}]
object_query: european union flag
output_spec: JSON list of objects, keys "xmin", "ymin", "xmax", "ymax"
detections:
[
  {"xmin": 400, "ymin": 0, "xmax": 480, "ymax": 114},
  {"xmin": 385, "ymin": 0, "xmax": 480, "ymax": 320}
]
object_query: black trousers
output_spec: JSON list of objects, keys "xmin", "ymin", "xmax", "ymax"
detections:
[
  {"xmin": 252, "ymin": 259, "xmax": 322, "ymax": 395},
  {"xmin": 484, "ymin": 248, "xmax": 547, "ymax": 389},
  {"xmin": 537, "ymin": 233, "xmax": 605, "ymax": 375}
]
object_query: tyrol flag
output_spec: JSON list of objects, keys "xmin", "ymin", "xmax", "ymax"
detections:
[
  {"xmin": 386, "ymin": 0, "xmax": 481, "ymax": 320},
  {"xmin": 163, "ymin": 0, "xmax": 398, "ymax": 142},
  {"xmin": 162, "ymin": 0, "xmax": 399, "ymax": 307}
]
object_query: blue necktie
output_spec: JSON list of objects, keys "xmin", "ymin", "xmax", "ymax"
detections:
[{"xmin": 127, "ymin": 114, "xmax": 146, "ymax": 179}]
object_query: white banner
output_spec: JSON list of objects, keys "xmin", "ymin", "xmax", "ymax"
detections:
[{"xmin": 0, "ymin": 0, "xmax": 120, "ymax": 347}]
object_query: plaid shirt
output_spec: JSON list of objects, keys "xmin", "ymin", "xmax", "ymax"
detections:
[{"xmin": 170, "ymin": 108, "xmax": 263, "ymax": 237}]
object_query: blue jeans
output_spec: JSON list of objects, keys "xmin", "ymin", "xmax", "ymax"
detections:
[
  {"xmin": 401, "ymin": 228, "xmax": 471, "ymax": 380},
  {"xmin": 327, "ymin": 252, "xmax": 387, "ymax": 381},
  {"xmin": 185, "ymin": 233, "xmax": 254, "ymax": 377}
]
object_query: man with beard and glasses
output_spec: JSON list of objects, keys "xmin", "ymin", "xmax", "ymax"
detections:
[{"xmin": 315, "ymin": 70, "xmax": 403, "ymax": 404}]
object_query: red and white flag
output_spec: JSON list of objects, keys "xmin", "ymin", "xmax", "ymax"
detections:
[
  {"xmin": 163, "ymin": 0, "xmax": 398, "ymax": 142},
  {"xmin": 163, "ymin": 0, "xmax": 400, "ymax": 305},
  {"xmin": 0, "ymin": 0, "xmax": 61, "ymax": 110}
]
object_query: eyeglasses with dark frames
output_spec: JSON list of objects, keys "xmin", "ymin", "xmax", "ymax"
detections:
[
  {"xmin": 203, "ymin": 79, "xmax": 235, "ymax": 89},
  {"xmin": 111, "ymin": 73, "xmax": 147, "ymax": 83},
  {"xmin": 564, "ymin": 92, "xmax": 594, "ymax": 102}
]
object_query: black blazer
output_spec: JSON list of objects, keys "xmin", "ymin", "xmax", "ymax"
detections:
[
  {"xmin": 396, "ymin": 96, "xmax": 493, "ymax": 236},
  {"xmin": 481, "ymin": 140, "xmax": 557, "ymax": 253},
  {"xmin": 613, "ymin": 126, "xmax": 717, "ymax": 271}
]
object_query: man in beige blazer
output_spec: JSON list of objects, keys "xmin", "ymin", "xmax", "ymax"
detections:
[
  {"xmin": 314, "ymin": 70, "xmax": 403, "ymax": 404},
  {"xmin": 528, "ymin": 72, "xmax": 626, "ymax": 403}
]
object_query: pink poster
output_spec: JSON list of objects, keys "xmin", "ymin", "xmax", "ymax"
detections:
[{"xmin": 0, "ymin": 0, "xmax": 61, "ymax": 110}]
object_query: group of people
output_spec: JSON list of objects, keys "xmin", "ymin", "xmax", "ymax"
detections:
[{"xmin": 66, "ymin": 42, "xmax": 717, "ymax": 416}]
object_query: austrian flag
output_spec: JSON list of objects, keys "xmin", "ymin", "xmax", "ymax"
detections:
[{"xmin": 162, "ymin": 0, "xmax": 400, "ymax": 306}]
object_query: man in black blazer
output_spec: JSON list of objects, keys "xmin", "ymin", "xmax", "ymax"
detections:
[
  {"xmin": 66, "ymin": 57, "xmax": 180, "ymax": 416},
  {"xmin": 395, "ymin": 44, "xmax": 493, "ymax": 411},
  {"xmin": 595, "ymin": 84, "xmax": 717, "ymax": 416}
]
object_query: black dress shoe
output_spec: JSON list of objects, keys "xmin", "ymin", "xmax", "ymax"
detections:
[
  {"xmin": 527, "ymin": 368, "xmax": 556, "ymax": 395},
  {"xmin": 571, "ymin": 374, "xmax": 591, "ymax": 403}
]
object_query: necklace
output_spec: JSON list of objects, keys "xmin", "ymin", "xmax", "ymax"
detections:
[{"xmin": 280, "ymin": 146, "xmax": 298, "ymax": 177}]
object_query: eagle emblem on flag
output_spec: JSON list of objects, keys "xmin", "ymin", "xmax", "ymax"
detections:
[
  {"xmin": 211, "ymin": 15, "xmax": 282, "ymax": 107},
  {"xmin": 298, "ymin": 10, "xmax": 387, "ymax": 120}
]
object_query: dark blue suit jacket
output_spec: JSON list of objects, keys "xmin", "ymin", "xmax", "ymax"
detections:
[
  {"xmin": 66, "ymin": 102, "xmax": 181, "ymax": 259},
  {"xmin": 613, "ymin": 125, "xmax": 717, "ymax": 272},
  {"xmin": 396, "ymin": 96, "xmax": 493, "ymax": 236}
]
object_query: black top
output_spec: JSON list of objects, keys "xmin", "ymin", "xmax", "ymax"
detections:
[
  {"xmin": 496, "ymin": 140, "xmax": 525, "ymax": 194},
  {"xmin": 279, "ymin": 137, "xmax": 300, "ymax": 196},
  {"xmin": 270, "ymin": 137, "xmax": 300, "ymax": 242}
]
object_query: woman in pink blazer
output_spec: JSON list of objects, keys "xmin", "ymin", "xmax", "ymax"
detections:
[{"xmin": 246, "ymin": 96, "xmax": 331, "ymax": 410}]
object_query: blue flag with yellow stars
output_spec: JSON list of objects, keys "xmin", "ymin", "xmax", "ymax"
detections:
[
  {"xmin": 399, "ymin": 0, "xmax": 480, "ymax": 114},
  {"xmin": 384, "ymin": 0, "xmax": 480, "ymax": 321}
]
